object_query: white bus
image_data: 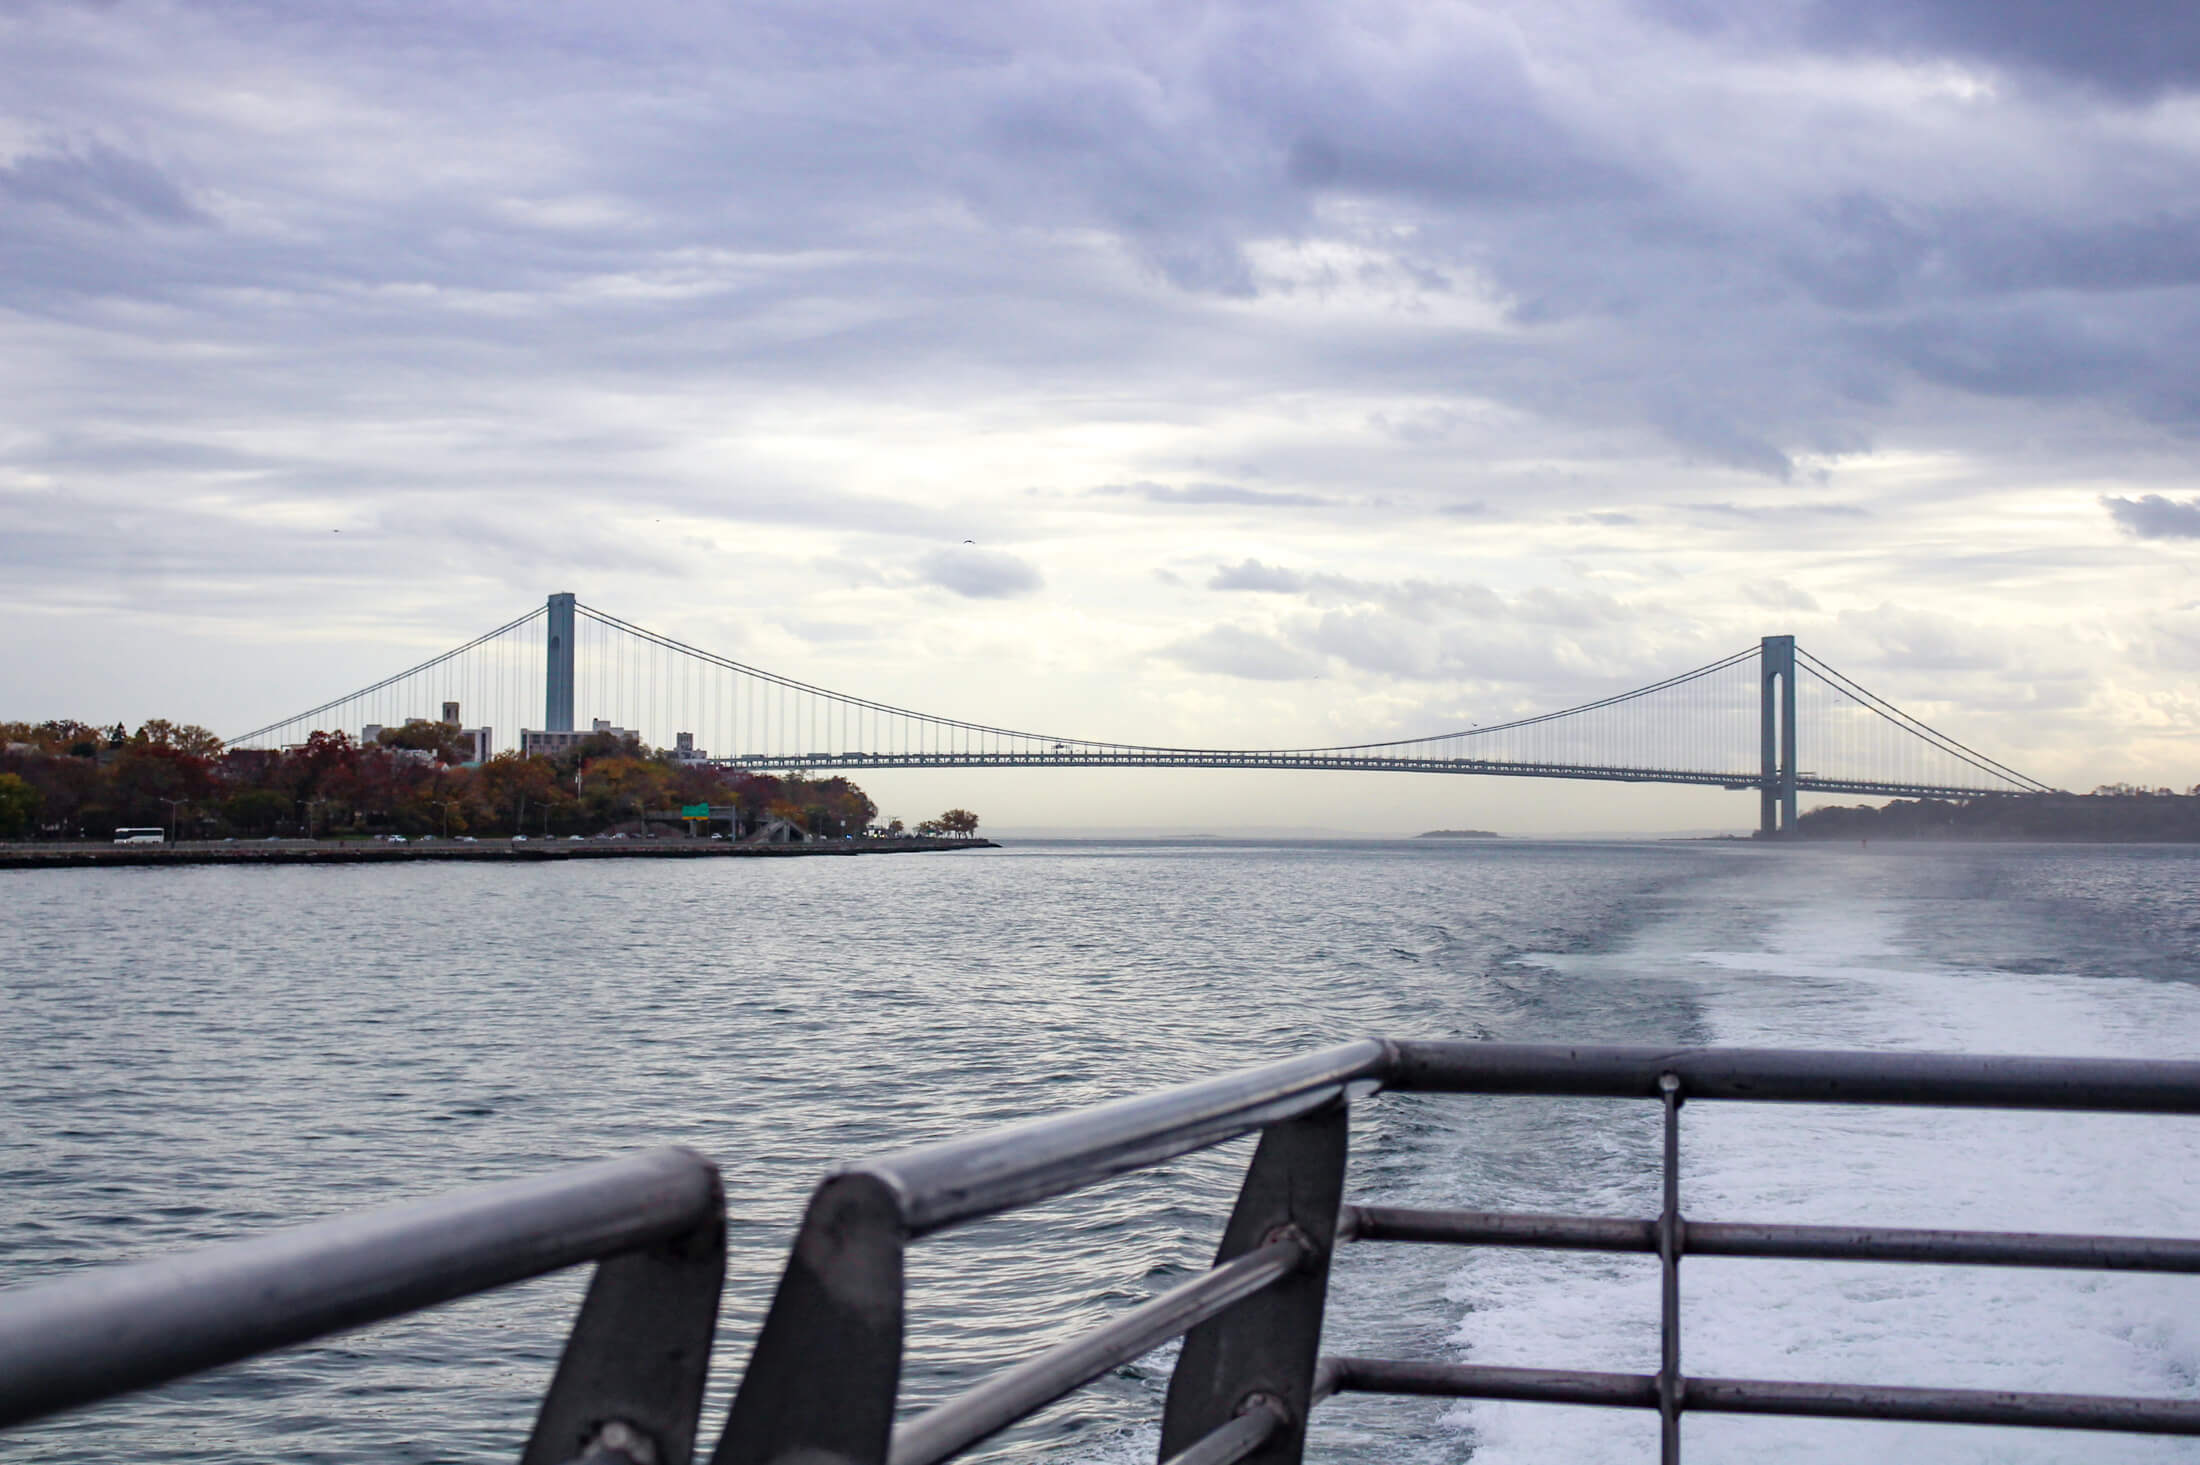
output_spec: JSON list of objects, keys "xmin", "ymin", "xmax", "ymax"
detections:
[{"xmin": 113, "ymin": 827, "xmax": 166, "ymax": 845}]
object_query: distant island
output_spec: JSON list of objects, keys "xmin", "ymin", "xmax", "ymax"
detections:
[
  {"xmin": 1792, "ymin": 789, "xmax": 2200, "ymax": 842},
  {"xmin": 1417, "ymin": 829, "xmax": 1502, "ymax": 839}
]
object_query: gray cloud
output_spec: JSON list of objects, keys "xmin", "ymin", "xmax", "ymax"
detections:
[
  {"xmin": 1168, "ymin": 564, "xmax": 1688, "ymax": 698},
  {"xmin": 9, "ymin": 0, "xmax": 2200, "ymax": 486},
  {"xmin": 1186, "ymin": 605, "xmax": 1731, "ymax": 705},
  {"xmin": 1837, "ymin": 606, "xmax": 2012, "ymax": 673},
  {"xmin": 1794, "ymin": 0, "xmax": 2200, "ymax": 100},
  {"xmin": 1209, "ymin": 559, "xmax": 1308, "ymax": 592},
  {"xmin": 1686, "ymin": 502, "xmax": 1870, "ymax": 521},
  {"xmin": 2103, "ymin": 494, "xmax": 2200, "ymax": 540},
  {"xmin": 1162, "ymin": 624, "xmax": 1324, "ymax": 681},
  {"xmin": 915, "ymin": 547, "xmax": 1044, "ymax": 599},
  {"xmin": 0, "ymin": 139, "xmax": 207, "ymax": 226},
  {"xmin": 1096, "ymin": 482, "xmax": 1327, "ymax": 509},
  {"xmin": 1205, "ymin": 561, "xmax": 1582, "ymax": 626},
  {"xmin": 1743, "ymin": 580, "xmax": 1822, "ymax": 612}
]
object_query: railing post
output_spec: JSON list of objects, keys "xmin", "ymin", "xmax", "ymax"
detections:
[
  {"xmin": 523, "ymin": 1172, "xmax": 727, "ymax": 1465},
  {"xmin": 711, "ymin": 1173, "xmax": 906, "ymax": 1465},
  {"xmin": 1656, "ymin": 1072, "xmax": 1685, "ymax": 1465},
  {"xmin": 1158, "ymin": 1100, "xmax": 1348, "ymax": 1465}
]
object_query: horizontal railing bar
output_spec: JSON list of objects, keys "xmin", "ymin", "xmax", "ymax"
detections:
[
  {"xmin": 1690, "ymin": 1375, "xmax": 2200, "ymax": 1434},
  {"xmin": 888, "ymin": 1238, "xmax": 1307, "ymax": 1465},
  {"xmin": 1344, "ymin": 1205, "xmax": 1652, "ymax": 1252},
  {"xmin": 1155, "ymin": 1402, "xmax": 1282, "ymax": 1465},
  {"xmin": 824, "ymin": 1041, "xmax": 2200, "ymax": 1237},
  {"xmin": 0, "ymin": 1148, "xmax": 719, "ymax": 1430},
  {"xmin": 1343, "ymin": 1205, "xmax": 2200, "ymax": 1272},
  {"xmin": 858, "ymin": 1041, "xmax": 1385, "ymax": 1235},
  {"xmin": 1689, "ymin": 1220, "xmax": 2200, "ymax": 1272},
  {"xmin": 1323, "ymin": 1359, "xmax": 2200, "ymax": 1434},
  {"xmin": 1384, "ymin": 1042, "xmax": 2200, "ymax": 1112},
  {"xmin": 1326, "ymin": 1358, "xmax": 1654, "ymax": 1408}
]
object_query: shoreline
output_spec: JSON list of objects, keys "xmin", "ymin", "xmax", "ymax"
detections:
[{"xmin": 0, "ymin": 836, "xmax": 996, "ymax": 869}]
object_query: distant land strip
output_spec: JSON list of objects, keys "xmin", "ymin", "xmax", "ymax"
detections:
[
  {"xmin": 1793, "ymin": 791, "xmax": 2200, "ymax": 841},
  {"xmin": 1417, "ymin": 829, "xmax": 1502, "ymax": 839},
  {"xmin": 0, "ymin": 837, "xmax": 995, "ymax": 870}
]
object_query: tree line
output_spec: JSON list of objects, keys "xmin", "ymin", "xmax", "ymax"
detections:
[
  {"xmin": 1791, "ymin": 788, "xmax": 2200, "ymax": 841},
  {"xmin": 0, "ymin": 718, "xmax": 981, "ymax": 842}
]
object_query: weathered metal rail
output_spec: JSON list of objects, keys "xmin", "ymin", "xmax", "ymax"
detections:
[
  {"xmin": 0, "ymin": 1148, "xmax": 726, "ymax": 1464},
  {"xmin": 5, "ymin": 1043, "xmax": 2198, "ymax": 1464}
]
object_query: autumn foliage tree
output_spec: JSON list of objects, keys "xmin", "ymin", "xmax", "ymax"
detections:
[{"xmin": 0, "ymin": 716, "xmax": 912, "ymax": 841}]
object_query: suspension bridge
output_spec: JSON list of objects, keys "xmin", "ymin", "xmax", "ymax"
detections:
[{"xmin": 225, "ymin": 593, "xmax": 2055, "ymax": 836}]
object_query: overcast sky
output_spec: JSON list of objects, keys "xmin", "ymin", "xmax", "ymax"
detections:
[{"xmin": 5, "ymin": 0, "xmax": 2198, "ymax": 832}]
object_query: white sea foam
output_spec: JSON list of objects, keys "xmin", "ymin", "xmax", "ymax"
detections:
[{"xmin": 1444, "ymin": 855, "xmax": 2200, "ymax": 1464}]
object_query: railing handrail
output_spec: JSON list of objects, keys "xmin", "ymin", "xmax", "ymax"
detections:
[
  {"xmin": 777, "ymin": 1041, "xmax": 2200, "ymax": 1465},
  {"xmin": 1384, "ymin": 1040, "xmax": 2200, "ymax": 1110},
  {"xmin": 857, "ymin": 1040, "xmax": 1386, "ymax": 1235},
  {"xmin": 831, "ymin": 1038, "xmax": 2200, "ymax": 1242},
  {"xmin": 0, "ymin": 1146, "xmax": 725, "ymax": 1463}
]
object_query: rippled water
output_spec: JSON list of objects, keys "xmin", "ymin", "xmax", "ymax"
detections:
[{"xmin": 5, "ymin": 840, "xmax": 2199, "ymax": 1463}]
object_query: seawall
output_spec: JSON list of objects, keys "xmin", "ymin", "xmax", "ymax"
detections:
[{"xmin": 0, "ymin": 837, "xmax": 996, "ymax": 870}]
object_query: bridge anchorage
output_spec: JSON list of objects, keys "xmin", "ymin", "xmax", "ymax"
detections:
[{"xmin": 226, "ymin": 593, "xmax": 2055, "ymax": 837}]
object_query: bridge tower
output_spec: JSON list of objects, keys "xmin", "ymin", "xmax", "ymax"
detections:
[
  {"xmin": 546, "ymin": 592, "xmax": 576, "ymax": 733},
  {"xmin": 1760, "ymin": 634, "xmax": 1798, "ymax": 836}
]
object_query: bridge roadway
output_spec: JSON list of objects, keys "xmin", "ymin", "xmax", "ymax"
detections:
[{"xmin": 708, "ymin": 750, "xmax": 2024, "ymax": 803}]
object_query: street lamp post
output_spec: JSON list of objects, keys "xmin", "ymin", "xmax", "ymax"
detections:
[{"xmin": 160, "ymin": 797, "xmax": 187, "ymax": 845}]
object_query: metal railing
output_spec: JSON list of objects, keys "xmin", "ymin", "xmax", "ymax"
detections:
[
  {"xmin": 0, "ymin": 1147, "xmax": 726, "ymax": 1465},
  {"xmin": 717, "ymin": 1041, "xmax": 2200, "ymax": 1465},
  {"xmin": 5, "ymin": 1043, "xmax": 2200, "ymax": 1464}
]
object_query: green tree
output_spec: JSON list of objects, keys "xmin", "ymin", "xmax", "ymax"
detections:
[
  {"xmin": 134, "ymin": 720, "xmax": 224, "ymax": 757},
  {"xmin": 0, "ymin": 772, "xmax": 42, "ymax": 838},
  {"xmin": 377, "ymin": 719, "xmax": 469, "ymax": 762},
  {"xmin": 221, "ymin": 788, "xmax": 294, "ymax": 835}
]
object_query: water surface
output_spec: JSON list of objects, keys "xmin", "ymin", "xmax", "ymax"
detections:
[{"xmin": 5, "ymin": 839, "xmax": 2198, "ymax": 1463}]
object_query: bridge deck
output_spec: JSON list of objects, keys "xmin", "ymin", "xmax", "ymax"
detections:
[{"xmin": 714, "ymin": 750, "xmax": 2028, "ymax": 802}]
